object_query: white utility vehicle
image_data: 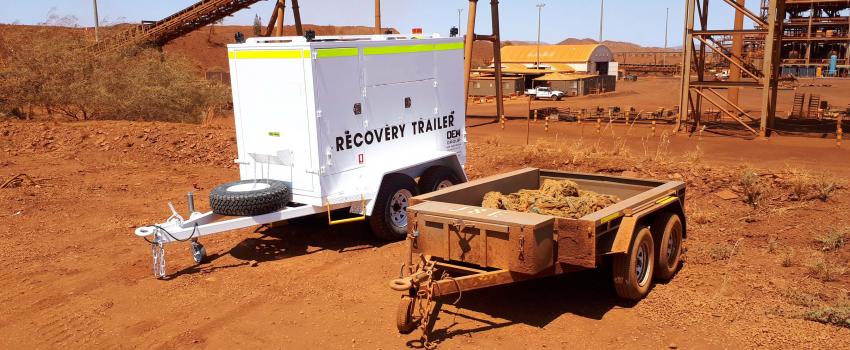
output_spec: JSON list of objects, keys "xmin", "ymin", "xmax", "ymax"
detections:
[
  {"xmin": 134, "ymin": 33, "xmax": 468, "ymax": 278},
  {"xmin": 525, "ymin": 86, "xmax": 565, "ymax": 100}
]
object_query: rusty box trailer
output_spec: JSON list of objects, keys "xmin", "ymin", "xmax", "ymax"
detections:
[{"xmin": 389, "ymin": 168, "xmax": 686, "ymax": 341}]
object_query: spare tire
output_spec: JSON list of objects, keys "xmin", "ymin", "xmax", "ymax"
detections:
[{"xmin": 209, "ymin": 179, "xmax": 291, "ymax": 216}]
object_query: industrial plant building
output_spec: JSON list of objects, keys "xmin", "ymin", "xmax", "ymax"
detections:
[
  {"xmin": 775, "ymin": 0, "xmax": 850, "ymax": 76},
  {"xmin": 469, "ymin": 44, "xmax": 618, "ymax": 97}
]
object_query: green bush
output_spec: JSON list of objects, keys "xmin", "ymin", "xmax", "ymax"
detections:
[{"xmin": 0, "ymin": 27, "xmax": 229, "ymax": 123}]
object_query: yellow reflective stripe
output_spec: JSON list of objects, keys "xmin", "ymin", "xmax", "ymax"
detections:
[
  {"xmin": 656, "ymin": 196, "xmax": 679, "ymax": 205},
  {"xmin": 600, "ymin": 212, "xmax": 622, "ymax": 223},
  {"xmin": 228, "ymin": 50, "xmax": 308, "ymax": 59},
  {"xmin": 434, "ymin": 42, "xmax": 464, "ymax": 51},
  {"xmin": 316, "ymin": 48, "xmax": 359, "ymax": 58},
  {"xmin": 364, "ymin": 42, "xmax": 463, "ymax": 56}
]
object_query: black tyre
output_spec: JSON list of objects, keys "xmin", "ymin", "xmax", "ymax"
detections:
[
  {"xmin": 418, "ymin": 166, "xmax": 462, "ymax": 193},
  {"xmin": 396, "ymin": 295, "xmax": 419, "ymax": 334},
  {"xmin": 652, "ymin": 213, "xmax": 683, "ymax": 281},
  {"xmin": 369, "ymin": 174, "xmax": 418, "ymax": 241},
  {"xmin": 209, "ymin": 179, "xmax": 291, "ymax": 216},
  {"xmin": 613, "ymin": 227, "xmax": 655, "ymax": 300}
]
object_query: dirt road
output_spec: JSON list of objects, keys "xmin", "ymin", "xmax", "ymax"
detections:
[{"xmin": 1, "ymin": 119, "xmax": 848, "ymax": 349}]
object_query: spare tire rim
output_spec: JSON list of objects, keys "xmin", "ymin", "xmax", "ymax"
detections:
[
  {"xmin": 226, "ymin": 182, "xmax": 271, "ymax": 192},
  {"xmin": 436, "ymin": 180, "xmax": 453, "ymax": 190},
  {"xmin": 636, "ymin": 241, "xmax": 650, "ymax": 287},
  {"xmin": 390, "ymin": 189, "xmax": 412, "ymax": 228}
]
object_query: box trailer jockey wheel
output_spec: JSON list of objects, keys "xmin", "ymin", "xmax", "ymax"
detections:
[
  {"xmin": 417, "ymin": 166, "xmax": 463, "ymax": 193},
  {"xmin": 613, "ymin": 227, "xmax": 655, "ymax": 300},
  {"xmin": 396, "ymin": 295, "xmax": 420, "ymax": 334},
  {"xmin": 369, "ymin": 174, "xmax": 419, "ymax": 241},
  {"xmin": 191, "ymin": 240, "xmax": 207, "ymax": 264}
]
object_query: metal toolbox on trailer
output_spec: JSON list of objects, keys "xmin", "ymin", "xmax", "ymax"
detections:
[{"xmin": 409, "ymin": 200, "xmax": 555, "ymax": 275}]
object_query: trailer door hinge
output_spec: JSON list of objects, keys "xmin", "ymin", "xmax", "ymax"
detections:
[
  {"xmin": 433, "ymin": 81, "xmax": 438, "ymax": 88},
  {"xmin": 316, "ymin": 110, "xmax": 322, "ymax": 118}
]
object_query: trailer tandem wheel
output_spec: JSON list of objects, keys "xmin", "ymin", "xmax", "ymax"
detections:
[
  {"xmin": 652, "ymin": 213, "xmax": 683, "ymax": 281},
  {"xmin": 613, "ymin": 227, "xmax": 655, "ymax": 300},
  {"xmin": 417, "ymin": 166, "xmax": 462, "ymax": 193},
  {"xmin": 369, "ymin": 174, "xmax": 419, "ymax": 241}
]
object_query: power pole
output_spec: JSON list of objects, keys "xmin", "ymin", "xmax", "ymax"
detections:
[
  {"xmin": 598, "ymin": 0, "xmax": 604, "ymax": 43},
  {"xmin": 458, "ymin": 8, "xmax": 464, "ymax": 32},
  {"xmin": 664, "ymin": 7, "xmax": 669, "ymax": 49},
  {"xmin": 536, "ymin": 3, "xmax": 545, "ymax": 69},
  {"xmin": 661, "ymin": 7, "xmax": 670, "ymax": 66},
  {"xmin": 92, "ymin": 0, "xmax": 100, "ymax": 42},
  {"xmin": 375, "ymin": 0, "xmax": 382, "ymax": 34}
]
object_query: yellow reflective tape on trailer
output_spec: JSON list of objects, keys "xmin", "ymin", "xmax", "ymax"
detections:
[
  {"xmin": 316, "ymin": 48, "xmax": 359, "ymax": 58},
  {"xmin": 655, "ymin": 196, "xmax": 679, "ymax": 205},
  {"xmin": 600, "ymin": 212, "xmax": 622, "ymax": 224},
  {"xmin": 364, "ymin": 44, "xmax": 436, "ymax": 56},
  {"xmin": 229, "ymin": 50, "xmax": 308, "ymax": 59},
  {"xmin": 434, "ymin": 42, "xmax": 464, "ymax": 51}
]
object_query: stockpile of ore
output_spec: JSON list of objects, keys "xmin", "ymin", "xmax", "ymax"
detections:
[{"xmin": 482, "ymin": 179, "xmax": 620, "ymax": 219}]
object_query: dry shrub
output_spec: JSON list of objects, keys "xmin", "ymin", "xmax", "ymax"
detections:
[
  {"xmin": 767, "ymin": 236, "xmax": 779, "ymax": 254},
  {"xmin": 812, "ymin": 174, "xmax": 838, "ymax": 201},
  {"xmin": 710, "ymin": 244, "xmax": 735, "ymax": 261},
  {"xmin": 740, "ymin": 168, "xmax": 765, "ymax": 207},
  {"xmin": 806, "ymin": 256, "xmax": 846, "ymax": 282},
  {"xmin": 788, "ymin": 169, "xmax": 838, "ymax": 201},
  {"xmin": 0, "ymin": 27, "xmax": 229, "ymax": 123},
  {"xmin": 781, "ymin": 249, "xmax": 795, "ymax": 267},
  {"xmin": 782, "ymin": 289, "xmax": 820, "ymax": 307},
  {"xmin": 683, "ymin": 145, "xmax": 703, "ymax": 164},
  {"xmin": 816, "ymin": 228, "xmax": 847, "ymax": 252},
  {"xmin": 788, "ymin": 169, "xmax": 813, "ymax": 201},
  {"xmin": 690, "ymin": 210, "xmax": 714, "ymax": 225},
  {"xmin": 802, "ymin": 306, "xmax": 850, "ymax": 328}
]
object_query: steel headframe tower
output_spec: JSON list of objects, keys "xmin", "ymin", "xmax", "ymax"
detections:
[
  {"xmin": 463, "ymin": 0, "xmax": 505, "ymax": 123},
  {"xmin": 267, "ymin": 0, "xmax": 303, "ymax": 37},
  {"xmin": 677, "ymin": 0, "xmax": 786, "ymax": 138}
]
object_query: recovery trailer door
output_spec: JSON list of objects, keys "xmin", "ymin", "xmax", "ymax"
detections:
[{"xmin": 229, "ymin": 49, "xmax": 318, "ymax": 194}]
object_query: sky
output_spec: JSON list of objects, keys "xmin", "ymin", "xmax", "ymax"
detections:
[{"xmin": 0, "ymin": 0, "xmax": 765, "ymax": 48}]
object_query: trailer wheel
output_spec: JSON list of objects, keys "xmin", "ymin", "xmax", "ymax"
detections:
[
  {"xmin": 652, "ymin": 213, "xmax": 683, "ymax": 281},
  {"xmin": 613, "ymin": 227, "xmax": 655, "ymax": 300},
  {"xmin": 396, "ymin": 295, "xmax": 419, "ymax": 334},
  {"xmin": 418, "ymin": 166, "xmax": 462, "ymax": 193},
  {"xmin": 369, "ymin": 174, "xmax": 418, "ymax": 241},
  {"xmin": 209, "ymin": 179, "xmax": 291, "ymax": 217}
]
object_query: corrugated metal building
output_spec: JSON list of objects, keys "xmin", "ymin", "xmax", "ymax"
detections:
[
  {"xmin": 500, "ymin": 44, "xmax": 618, "ymax": 76},
  {"xmin": 533, "ymin": 73, "xmax": 616, "ymax": 97},
  {"xmin": 468, "ymin": 76, "xmax": 525, "ymax": 96}
]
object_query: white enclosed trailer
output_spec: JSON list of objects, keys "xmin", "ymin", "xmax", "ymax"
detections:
[{"xmin": 135, "ymin": 34, "xmax": 467, "ymax": 278}]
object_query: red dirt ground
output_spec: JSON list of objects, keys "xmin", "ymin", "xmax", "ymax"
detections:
[{"xmin": 1, "ymin": 114, "xmax": 849, "ymax": 348}]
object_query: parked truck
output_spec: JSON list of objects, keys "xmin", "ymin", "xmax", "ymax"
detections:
[
  {"xmin": 525, "ymin": 86, "xmax": 565, "ymax": 100},
  {"xmin": 389, "ymin": 168, "xmax": 686, "ymax": 340},
  {"xmin": 134, "ymin": 33, "xmax": 468, "ymax": 278}
]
